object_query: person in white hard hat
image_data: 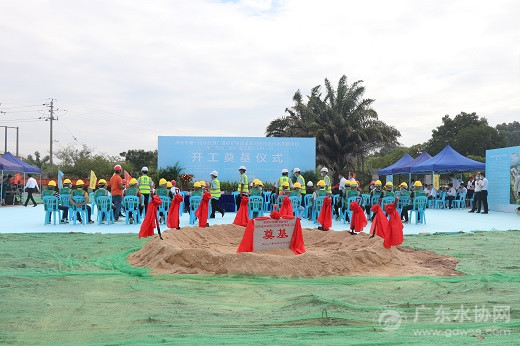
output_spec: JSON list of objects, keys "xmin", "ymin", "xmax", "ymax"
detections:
[
  {"xmin": 236, "ymin": 166, "xmax": 249, "ymax": 208},
  {"xmin": 293, "ymin": 168, "xmax": 306, "ymax": 205},
  {"xmin": 320, "ymin": 167, "xmax": 332, "ymax": 195},
  {"xmin": 276, "ymin": 168, "xmax": 292, "ymax": 193},
  {"xmin": 138, "ymin": 166, "xmax": 154, "ymax": 215},
  {"xmin": 209, "ymin": 170, "xmax": 225, "ymax": 218}
]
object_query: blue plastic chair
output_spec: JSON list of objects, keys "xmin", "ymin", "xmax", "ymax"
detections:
[
  {"xmin": 361, "ymin": 194, "xmax": 370, "ymax": 206},
  {"xmin": 179, "ymin": 191, "xmax": 187, "ymax": 215},
  {"xmin": 123, "ymin": 196, "xmax": 141, "ymax": 224},
  {"xmin": 343, "ymin": 196, "xmax": 362, "ymax": 223},
  {"xmin": 289, "ymin": 196, "xmax": 302, "ymax": 217},
  {"xmin": 88, "ymin": 192, "xmax": 96, "ymax": 214},
  {"xmin": 263, "ymin": 191, "xmax": 272, "ymax": 212},
  {"xmin": 43, "ymin": 196, "xmax": 59, "ymax": 225},
  {"xmin": 70, "ymin": 196, "xmax": 88, "ymax": 225},
  {"xmin": 369, "ymin": 195, "xmax": 380, "ymax": 219},
  {"xmin": 313, "ymin": 196, "xmax": 326, "ymax": 223},
  {"xmin": 410, "ymin": 196, "xmax": 427, "ymax": 224},
  {"xmin": 248, "ymin": 196, "xmax": 264, "ymax": 218},
  {"xmin": 96, "ymin": 196, "xmax": 114, "ymax": 225},
  {"xmin": 157, "ymin": 196, "xmax": 171, "ymax": 224},
  {"xmin": 381, "ymin": 196, "xmax": 396, "ymax": 213},
  {"xmin": 434, "ymin": 192, "xmax": 447, "ymax": 209},
  {"xmin": 231, "ymin": 191, "xmax": 239, "ymax": 212},
  {"xmin": 397, "ymin": 196, "xmax": 410, "ymax": 214},
  {"xmin": 452, "ymin": 192, "xmax": 466, "ymax": 209},
  {"xmin": 189, "ymin": 196, "xmax": 202, "ymax": 225},
  {"xmin": 303, "ymin": 194, "xmax": 313, "ymax": 219}
]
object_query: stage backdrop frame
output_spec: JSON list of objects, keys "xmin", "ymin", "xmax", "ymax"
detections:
[
  {"xmin": 158, "ymin": 136, "xmax": 316, "ymax": 184},
  {"xmin": 486, "ymin": 145, "xmax": 520, "ymax": 213}
]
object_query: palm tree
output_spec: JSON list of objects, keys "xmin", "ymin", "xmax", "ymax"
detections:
[{"xmin": 266, "ymin": 75, "xmax": 400, "ymax": 178}]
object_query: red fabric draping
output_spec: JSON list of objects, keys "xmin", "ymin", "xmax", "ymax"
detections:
[
  {"xmin": 195, "ymin": 192, "xmax": 211, "ymax": 228},
  {"xmin": 290, "ymin": 217, "xmax": 306, "ymax": 254},
  {"xmin": 167, "ymin": 194, "xmax": 184, "ymax": 229},
  {"xmin": 370, "ymin": 204, "xmax": 388, "ymax": 239},
  {"xmin": 138, "ymin": 195, "xmax": 162, "ymax": 238},
  {"xmin": 233, "ymin": 195, "xmax": 249, "ymax": 226},
  {"xmin": 317, "ymin": 196, "xmax": 332, "ymax": 231},
  {"xmin": 280, "ymin": 196, "xmax": 294, "ymax": 217},
  {"xmin": 270, "ymin": 210, "xmax": 281, "ymax": 219},
  {"xmin": 350, "ymin": 201, "xmax": 367, "ymax": 232},
  {"xmin": 384, "ymin": 203, "xmax": 404, "ymax": 248}
]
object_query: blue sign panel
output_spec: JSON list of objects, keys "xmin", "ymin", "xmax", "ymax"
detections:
[
  {"xmin": 486, "ymin": 145, "xmax": 520, "ymax": 212},
  {"xmin": 158, "ymin": 136, "xmax": 316, "ymax": 184}
]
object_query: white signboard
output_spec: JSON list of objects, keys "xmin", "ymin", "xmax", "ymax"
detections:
[{"xmin": 253, "ymin": 218, "xmax": 296, "ymax": 251}]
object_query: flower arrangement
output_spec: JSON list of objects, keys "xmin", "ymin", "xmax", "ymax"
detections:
[{"xmin": 180, "ymin": 174, "xmax": 193, "ymax": 183}]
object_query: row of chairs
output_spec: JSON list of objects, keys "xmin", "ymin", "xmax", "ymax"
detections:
[{"xmin": 428, "ymin": 192, "xmax": 467, "ymax": 209}]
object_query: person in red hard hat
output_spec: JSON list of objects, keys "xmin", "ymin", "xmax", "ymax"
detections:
[{"xmin": 109, "ymin": 164, "xmax": 124, "ymax": 221}]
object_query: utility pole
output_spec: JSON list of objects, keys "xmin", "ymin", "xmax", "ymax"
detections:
[
  {"xmin": 44, "ymin": 98, "xmax": 57, "ymax": 172},
  {"xmin": 0, "ymin": 126, "xmax": 19, "ymax": 156}
]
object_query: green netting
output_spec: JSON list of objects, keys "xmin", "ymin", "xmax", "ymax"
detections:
[{"xmin": 1, "ymin": 231, "xmax": 519, "ymax": 344}]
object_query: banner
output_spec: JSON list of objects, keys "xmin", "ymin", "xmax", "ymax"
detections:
[
  {"xmin": 433, "ymin": 174, "xmax": 440, "ymax": 190},
  {"xmin": 124, "ymin": 170, "xmax": 132, "ymax": 188},
  {"xmin": 158, "ymin": 136, "xmax": 316, "ymax": 183},
  {"xmin": 57, "ymin": 170, "xmax": 64, "ymax": 189},
  {"xmin": 89, "ymin": 170, "xmax": 97, "ymax": 190}
]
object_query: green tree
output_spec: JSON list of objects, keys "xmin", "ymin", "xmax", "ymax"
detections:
[
  {"xmin": 25, "ymin": 151, "xmax": 50, "ymax": 170},
  {"xmin": 119, "ymin": 149, "xmax": 158, "ymax": 173},
  {"xmin": 55, "ymin": 145, "xmax": 123, "ymax": 179},
  {"xmin": 425, "ymin": 112, "xmax": 505, "ymax": 157},
  {"xmin": 496, "ymin": 121, "xmax": 520, "ymax": 147},
  {"xmin": 156, "ymin": 162, "xmax": 183, "ymax": 182},
  {"xmin": 266, "ymin": 75, "xmax": 400, "ymax": 180}
]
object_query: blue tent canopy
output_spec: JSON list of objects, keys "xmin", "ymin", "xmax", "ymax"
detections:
[
  {"xmin": 378, "ymin": 153, "xmax": 414, "ymax": 176},
  {"xmin": 392, "ymin": 152, "xmax": 432, "ymax": 174},
  {"xmin": 0, "ymin": 156, "xmax": 22, "ymax": 171},
  {"xmin": 410, "ymin": 145, "xmax": 485, "ymax": 173},
  {"xmin": 1, "ymin": 152, "xmax": 41, "ymax": 174}
]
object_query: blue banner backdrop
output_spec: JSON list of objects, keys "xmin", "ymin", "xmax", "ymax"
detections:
[{"xmin": 158, "ymin": 136, "xmax": 316, "ymax": 184}]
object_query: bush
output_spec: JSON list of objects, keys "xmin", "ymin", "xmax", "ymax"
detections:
[{"xmin": 157, "ymin": 162, "xmax": 183, "ymax": 182}]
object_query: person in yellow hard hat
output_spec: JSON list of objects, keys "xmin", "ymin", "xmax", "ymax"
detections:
[
  {"xmin": 123, "ymin": 178, "xmax": 144, "ymax": 223},
  {"xmin": 280, "ymin": 181, "xmax": 291, "ymax": 196},
  {"xmin": 365, "ymin": 179, "xmax": 384, "ymax": 218},
  {"xmin": 69, "ymin": 180, "xmax": 93, "ymax": 224},
  {"xmin": 192, "ymin": 181, "xmax": 203, "ymax": 196},
  {"xmin": 401, "ymin": 180, "xmax": 425, "ymax": 222},
  {"xmin": 156, "ymin": 178, "xmax": 169, "ymax": 197},
  {"xmin": 250, "ymin": 179, "xmax": 263, "ymax": 196},
  {"xmin": 42, "ymin": 181, "xmax": 65, "ymax": 223},
  {"xmin": 382, "ymin": 181, "xmax": 395, "ymax": 198},
  {"xmin": 60, "ymin": 178, "xmax": 73, "ymax": 195},
  {"xmin": 291, "ymin": 182, "xmax": 302, "ymax": 197},
  {"xmin": 94, "ymin": 179, "xmax": 109, "ymax": 199}
]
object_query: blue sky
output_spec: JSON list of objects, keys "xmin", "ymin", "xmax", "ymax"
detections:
[{"xmin": 1, "ymin": 0, "xmax": 519, "ymax": 159}]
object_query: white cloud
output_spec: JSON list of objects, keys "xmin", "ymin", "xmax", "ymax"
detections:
[{"xmin": 0, "ymin": 0, "xmax": 519, "ymax": 159}]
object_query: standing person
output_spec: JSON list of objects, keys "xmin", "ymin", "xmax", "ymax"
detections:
[
  {"xmin": 209, "ymin": 170, "xmax": 225, "ymax": 218},
  {"xmin": 466, "ymin": 174, "xmax": 475, "ymax": 207},
  {"xmin": 137, "ymin": 166, "xmax": 153, "ymax": 214},
  {"xmin": 236, "ymin": 166, "xmax": 249, "ymax": 208},
  {"xmin": 109, "ymin": 165, "xmax": 124, "ymax": 221},
  {"xmin": 276, "ymin": 169, "xmax": 292, "ymax": 193},
  {"xmin": 1, "ymin": 174, "xmax": 12, "ymax": 206},
  {"xmin": 320, "ymin": 167, "xmax": 332, "ymax": 195},
  {"xmin": 23, "ymin": 173, "xmax": 39, "ymax": 207},
  {"xmin": 293, "ymin": 168, "xmax": 306, "ymax": 201},
  {"xmin": 479, "ymin": 172, "xmax": 489, "ymax": 214},
  {"xmin": 469, "ymin": 172, "xmax": 482, "ymax": 213}
]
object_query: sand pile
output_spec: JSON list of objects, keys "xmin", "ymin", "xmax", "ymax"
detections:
[{"xmin": 129, "ymin": 224, "xmax": 461, "ymax": 277}]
